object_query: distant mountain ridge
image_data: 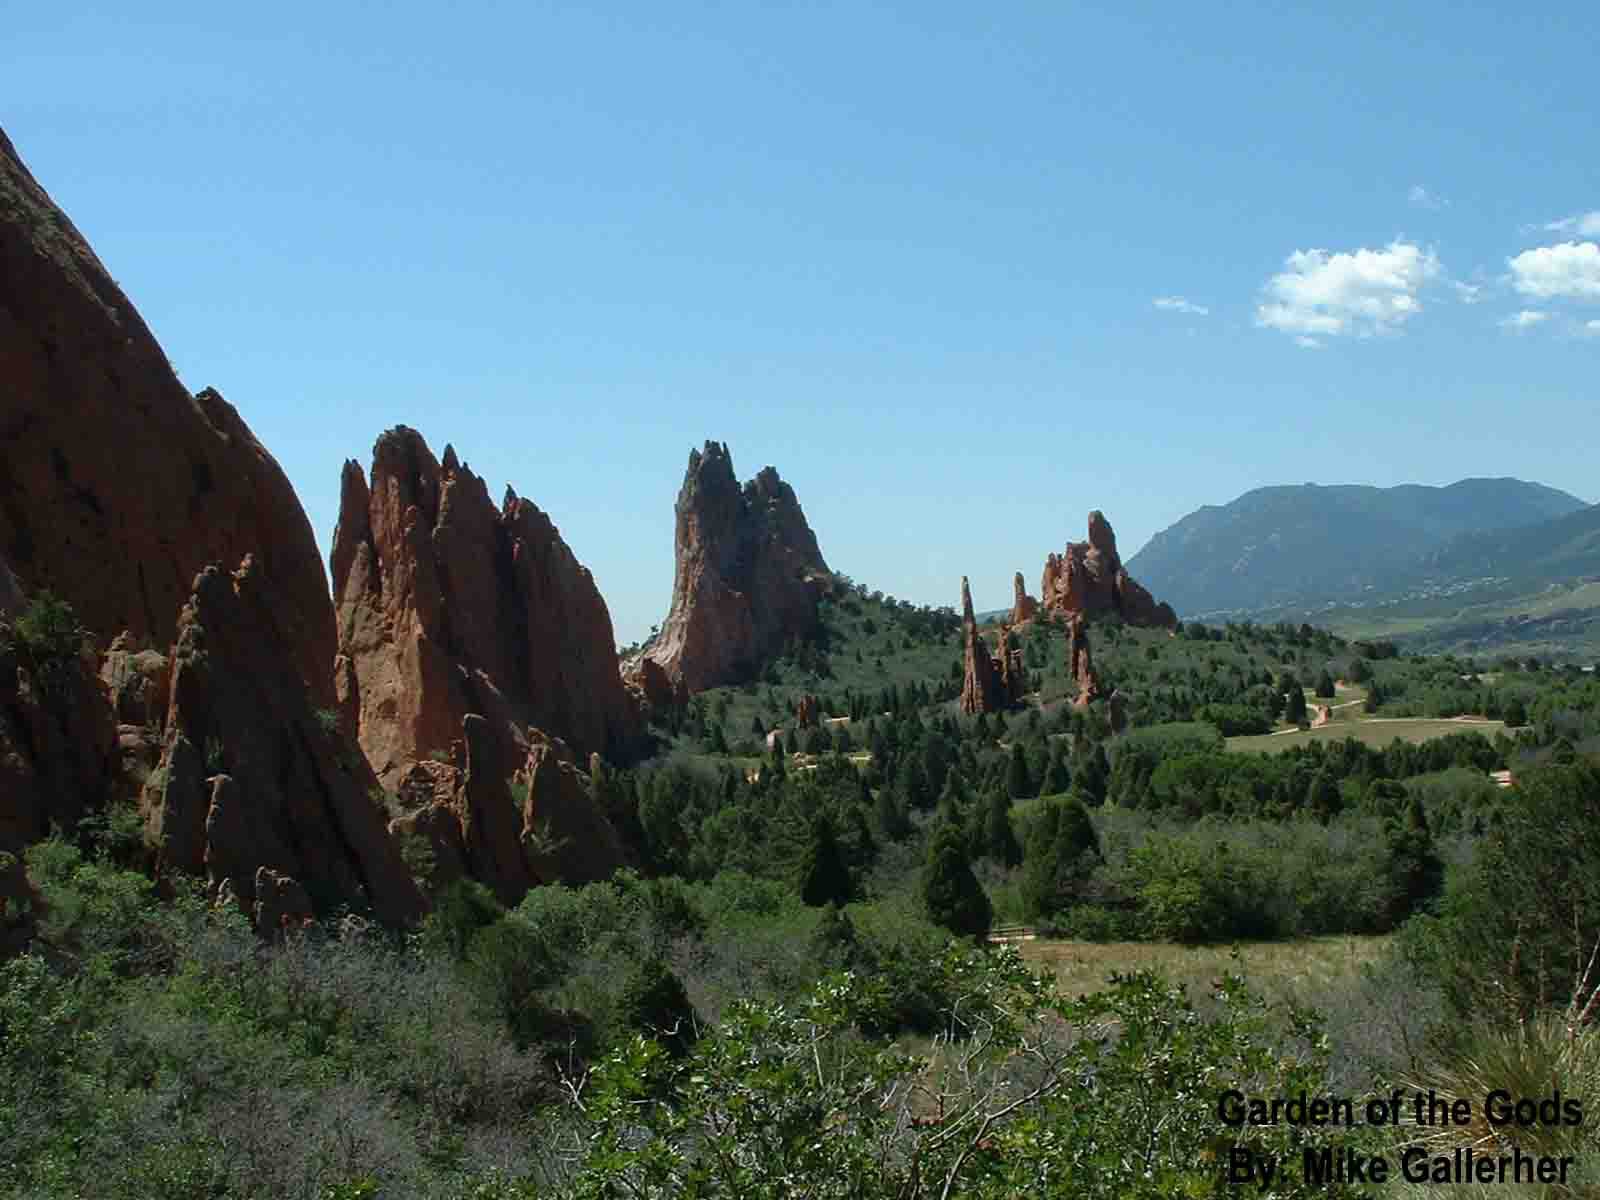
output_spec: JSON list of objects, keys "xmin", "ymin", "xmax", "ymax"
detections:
[{"xmin": 1127, "ymin": 478, "xmax": 1590, "ymax": 618}]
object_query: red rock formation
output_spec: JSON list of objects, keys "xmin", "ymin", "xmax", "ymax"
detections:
[
  {"xmin": 517, "ymin": 729, "xmax": 626, "ymax": 887},
  {"xmin": 0, "ymin": 626, "xmax": 115, "ymax": 859},
  {"xmin": 1067, "ymin": 614, "xmax": 1102, "ymax": 709},
  {"xmin": 0, "ymin": 126, "xmax": 335, "ymax": 701},
  {"xmin": 995, "ymin": 624, "xmax": 1027, "ymax": 705},
  {"xmin": 144, "ymin": 557, "xmax": 426, "ymax": 927},
  {"xmin": 1010, "ymin": 573, "xmax": 1039, "ymax": 625},
  {"xmin": 1040, "ymin": 511, "xmax": 1177, "ymax": 631},
  {"xmin": 389, "ymin": 716, "xmax": 625, "ymax": 905},
  {"xmin": 332, "ymin": 428, "xmax": 641, "ymax": 787},
  {"xmin": 795, "ymin": 694, "xmax": 820, "ymax": 728},
  {"xmin": 1108, "ymin": 688, "xmax": 1130, "ymax": 735},
  {"xmin": 959, "ymin": 577, "xmax": 1003, "ymax": 714},
  {"xmin": 635, "ymin": 442, "xmax": 831, "ymax": 694},
  {"xmin": 250, "ymin": 868, "xmax": 316, "ymax": 939},
  {"xmin": 624, "ymin": 655, "xmax": 686, "ymax": 719}
]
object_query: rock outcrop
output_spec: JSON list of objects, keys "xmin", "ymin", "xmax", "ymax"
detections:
[
  {"xmin": 332, "ymin": 428, "xmax": 641, "ymax": 787},
  {"xmin": 633, "ymin": 442, "xmax": 831, "ymax": 694},
  {"xmin": 0, "ymin": 555, "xmax": 21, "ymax": 619},
  {"xmin": 959, "ymin": 577, "xmax": 1003, "ymax": 714},
  {"xmin": 0, "ymin": 626, "xmax": 115, "ymax": 858},
  {"xmin": 0, "ymin": 126, "xmax": 336, "ymax": 701},
  {"xmin": 1010, "ymin": 573, "xmax": 1039, "ymax": 625},
  {"xmin": 1040, "ymin": 512, "xmax": 1177, "ymax": 631},
  {"xmin": 517, "ymin": 730, "xmax": 626, "ymax": 888},
  {"xmin": 959, "ymin": 580, "xmax": 1029, "ymax": 714},
  {"xmin": 144, "ymin": 557, "xmax": 426, "ymax": 927},
  {"xmin": 995, "ymin": 624, "xmax": 1027, "ymax": 706},
  {"xmin": 795, "ymin": 694, "xmax": 819, "ymax": 728},
  {"xmin": 1067, "ymin": 615, "xmax": 1102, "ymax": 708},
  {"xmin": 388, "ymin": 715, "xmax": 624, "ymax": 905}
]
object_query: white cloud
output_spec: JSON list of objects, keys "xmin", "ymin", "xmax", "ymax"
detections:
[
  {"xmin": 1499, "ymin": 310, "xmax": 1549, "ymax": 330},
  {"xmin": 1508, "ymin": 241, "xmax": 1600, "ymax": 301},
  {"xmin": 1153, "ymin": 296, "xmax": 1209, "ymax": 316},
  {"xmin": 1255, "ymin": 240, "xmax": 1441, "ymax": 341},
  {"xmin": 1452, "ymin": 281, "xmax": 1484, "ymax": 304},
  {"xmin": 1408, "ymin": 184, "xmax": 1447, "ymax": 210},
  {"xmin": 1294, "ymin": 336, "xmax": 1323, "ymax": 349},
  {"xmin": 1583, "ymin": 319, "xmax": 1600, "ymax": 337},
  {"xmin": 1542, "ymin": 212, "xmax": 1600, "ymax": 238}
]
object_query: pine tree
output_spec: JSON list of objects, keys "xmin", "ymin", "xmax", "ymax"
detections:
[
  {"xmin": 618, "ymin": 955, "xmax": 699, "ymax": 1057},
  {"xmin": 1006, "ymin": 743, "xmax": 1032, "ymax": 799},
  {"xmin": 1077, "ymin": 745, "xmax": 1110, "ymax": 806},
  {"xmin": 1314, "ymin": 669, "xmax": 1336, "ymax": 699},
  {"xmin": 982, "ymin": 787, "xmax": 1022, "ymax": 867},
  {"xmin": 1039, "ymin": 743, "xmax": 1072, "ymax": 797},
  {"xmin": 798, "ymin": 812, "xmax": 854, "ymax": 907},
  {"xmin": 921, "ymin": 822, "xmax": 992, "ymax": 940},
  {"xmin": 1285, "ymin": 683, "xmax": 1309, "ymax": 726},
  {"xmin": 1021, "ymin": 798, "xmax": 1099, "ymax": 920},
  {"xmin": 875, "ymin": 785, "xmax": 912, "ymax": 841}
]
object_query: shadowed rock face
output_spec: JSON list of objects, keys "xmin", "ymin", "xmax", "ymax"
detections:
[
  {"xmin": 633, "ymin": 442, "xmax": 831, "ymax": 695},
  {"xmin": 144, "ymin": 557, "xmax": 426, "ymax": 927},
  {"xmin": 1068, "ymin": 614, "xmax": 1102, "ymax": 708},
  {"xmin": 331, "ymin": 428, "xmax": 642, "ymax": 788},
  {"xmin": 388, "ymin": 716, "xmax": 625, "ymax": 907},
  {"xmin": 1040, "ymin": 511, "xmax": 1177, "ymax": 630},
  {"xmin": 0, "ymin": 125, "xmax": 335, "ymax": 701},
  {"xmin": 0, "ymin": 631, "xmax": 116, "ymax": 858}
]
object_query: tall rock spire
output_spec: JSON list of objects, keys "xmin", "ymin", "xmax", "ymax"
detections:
[
  {"xmin": 331, "ymin": 427, "xmax": 643, "ymax": 787},
  {"xmin": 632, "ymin": 441, "xmax": 832, "ymax": 694},
  {"xmin": 1040, "ymin": 511, "xmax": 1177, "ymax": 630}
]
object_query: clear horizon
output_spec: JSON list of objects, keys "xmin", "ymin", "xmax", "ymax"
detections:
[{"xmin": 10, "ymin": 2, "xmax": 1597, "ymax": 642}]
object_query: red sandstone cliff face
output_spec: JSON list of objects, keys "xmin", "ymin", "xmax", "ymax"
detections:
[
  {"xmin": 0, "ymin": 126, "xmax": 335, "ymax": 702},
  {"xmin": 332, "ymin": 428, "xmax": 641, "ymax": 787},
  {"xmin": 144, "ymin": 558, "xmax": 426, "ymax": 929},
  {"xmin": 1067, "ymin": 614, "xmax": 1102, "ymax": 708},
  {"xmin": 633, "ymin": 442, "xmax": 831, "ymax": 695},
  {"xmin": 1040, "ymin": 511, "xmax": 1177, "ymax": 630},
  {"xmin": 959, "ymin": 577, "xmax": 1002, "ymax": 714},
  {"xmin": 1010, "ymin": 573, "xmax": 1039, "ymax": 625},
  {"xmin": 388, "ymin": 715, "xmax": 625, "ymax": 906}
]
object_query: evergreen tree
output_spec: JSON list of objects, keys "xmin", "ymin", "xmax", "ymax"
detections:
[
  {"xmin": 921, "ymin": 822, "xmax": 993, "ymax": 940},
  {"xmin": 798, "ymin": 813, "xmax": 854, "ymax": 907},
  {"xmin": 809, "ymin": 901, "xmax": 861, "ymax": 968},
  {"xmin": 618, "ymin": 955, "xmax": 699, "ymax": 1057},
  {"xmin": 1383, "ymin": 794, "xmax": 1443, "ymax": 924},
  {"xmin": 1039, "ymin": 743, "xmax": 1073, "ymax": 796},
  {"xmin": 1077, "ymin": 744, "xmax": 1110, "ymax": 806},
  {"xmin": 1006, "ymin": 743, "xmax": 1032, "ymax": 799},
  {"xmin": 898, "ymin": 755, "xmax": 933, "ymax": 811},
  {"xmin": 1314, "ymin": 669, "xmax": 1337, "ymax": 698},
  {"xmin": 1305, "ymin": 770, "xmax": 1341, "ymax": 821},
  {"xmin": 981, "ymin": 787, "xmax": 1022, "ymax": 867},
  {"xmin": 874, "ymin": 785, "xmax": 912, "ymax": 841},
  {"xmin": 1285, "ymin": 684, "xmax": 1309, "ymax": 726},
  {"xmin": 1020, "ymin": 798, "xmax": 1099, "ymax": 920}
]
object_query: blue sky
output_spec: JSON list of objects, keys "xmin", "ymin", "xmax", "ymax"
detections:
[{"xmin": 9, "ymin": 2, "xmax": 1597, "ymax": 642}]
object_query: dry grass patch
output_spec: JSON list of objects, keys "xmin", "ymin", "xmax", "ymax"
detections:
[
  {"xmin": 1020, "ymin": 934, "xmax": 1391, "ymax": 1002},
  {"xmin": 1228, "ymin": 717, "xmax": 1505, "ymax": 754}
]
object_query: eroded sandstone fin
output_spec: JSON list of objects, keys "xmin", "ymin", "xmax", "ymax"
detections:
[
  {"xmin": 332, "ymin": 426, "xmax": 642, "ymax": 789},
  {"xmin": 631, "ymin": 440, "xmax": 832, "ymax": 695},
  {"xmin": 1039, "ymin": 511, "xmax": 1177, "ymax": 630}
]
